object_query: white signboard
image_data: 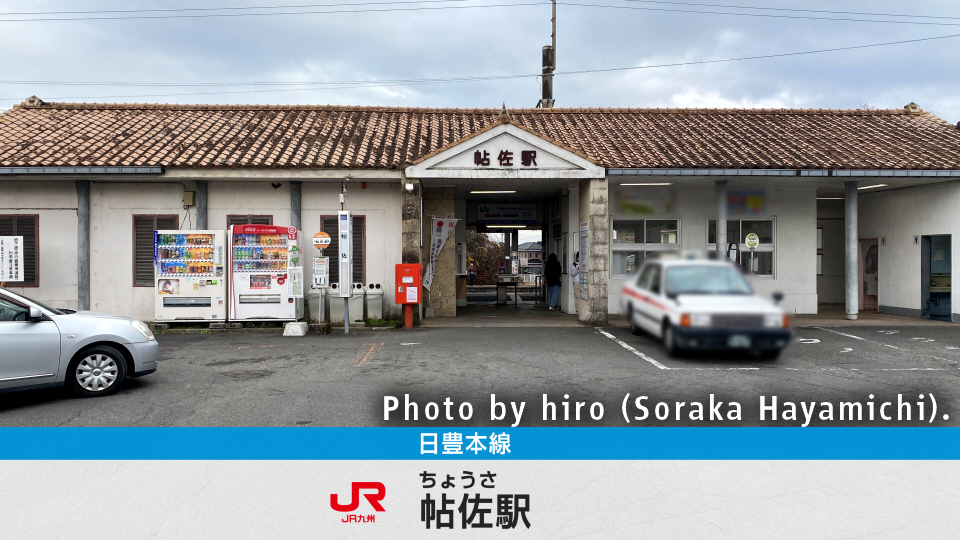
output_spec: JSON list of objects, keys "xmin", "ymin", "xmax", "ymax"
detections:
[
  {"xmin": 0, "ymin": 236, "xmax": 24, "ymax": 282},
  {"xmin": 422, "ymin": 218, "xmax": 459, "ymax": 291},
  {"xmin": 313, "ymin": 257, "xmax": 329, "ymax": 288},
  {"xmin": 337, "ymin": 211, "xmax": 352, "ymax": 298},
  {"xmin": 478, "ymin": 204, "xmax": 536, "ymax": 226}
]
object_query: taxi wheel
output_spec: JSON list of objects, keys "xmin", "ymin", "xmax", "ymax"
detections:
[
  {"xmin": 758, "ymin": 349, "xmax": 782, "ymax": 360},
  {"xmin": 663, "ymin": 323, "xmax": 680, "ymax": 357},
  {"xmin": 628, "ymin": 306, "xmax": 642, "ymax": 336}
]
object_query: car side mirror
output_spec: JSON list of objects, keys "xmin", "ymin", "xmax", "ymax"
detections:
[
  {"xmin": 772, "ymin": 292, "xmax": 785, "ymax": 305},
  {"xmin": 29, "ymin": 307, "xmax": 43, "ymax": 321}
]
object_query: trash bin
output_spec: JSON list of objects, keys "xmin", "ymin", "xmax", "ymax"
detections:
[{"xmin": 365, "ymin": 283, "xmax": 384, "ymax": 320}]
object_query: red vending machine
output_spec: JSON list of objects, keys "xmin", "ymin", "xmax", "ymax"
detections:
[{"xmin": 228, "ymin": 224, "xmax": 304, "ymax": 321}]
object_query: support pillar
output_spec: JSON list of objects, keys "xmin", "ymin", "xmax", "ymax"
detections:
[
  {"xmin": 401, "ymin": 177, "xmax": 422, "ymax": 325},
  {"xmin": 195, "ymin": 180, "xmax": 208, "ymax": 229},
  {"xmin": 290, "ymin": 181, "xmax": 302, "ymax": 231},
  {"xmin": 716, "ymin": 180, "xmax": 727, "ymax": 254},
  {"xmin": 578, "ymin": 177, "xmax": 609, "ymax": 326},
  {"xmin": 844, "ymin": 181, "xmax": 859, "ymax": 320},
  {"xmin": 76, "ymin": 180, "xmax": 90, "ymax": 311}
]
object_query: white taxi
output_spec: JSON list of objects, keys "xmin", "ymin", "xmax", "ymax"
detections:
[{"xmin": 620, "ymin": 253, "xmax": 791, "ymax": 358}]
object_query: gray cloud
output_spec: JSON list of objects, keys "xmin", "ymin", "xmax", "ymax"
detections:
[{"xmin": 1, "ymin": 0, "xmax": 959, "ymax": 122}]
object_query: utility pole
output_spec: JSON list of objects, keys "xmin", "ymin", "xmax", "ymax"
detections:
[{"xmin": 538, "ymin": 0, "xmax": 556, "ymax": 108}]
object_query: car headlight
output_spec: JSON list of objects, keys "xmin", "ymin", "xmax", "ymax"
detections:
[
  {"xmin": 131, "ymin": 320, "xmax": 156, "ymax": 341},
  {"xmin": 690, "ymin": 313, "xmax": 711, "ymax": 327},
  {"xmin": 763, "ymin": 314, "xmax": 788, "ymax": 328}
]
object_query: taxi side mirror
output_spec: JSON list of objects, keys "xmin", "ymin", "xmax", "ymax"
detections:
[
  {"xmin": 29, "ymin": 307, "xmax": 43, "ymax": 321},
  {"xmin": 772, "ymin": 292, "xmax": 784, "ymax": 305}
]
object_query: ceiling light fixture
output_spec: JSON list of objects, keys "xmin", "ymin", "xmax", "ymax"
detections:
[
  {"xmin": 857, "ymin": 184, "xmax": 888, "ymax": 190},
  {"xmin": 470, "ymin": 190, "xmax": 517, "ymax": 194},
  {"xmin": 816, "ymin": 197, "xmax": 844, "ymax": 200},
  {"xmin": 620, "ymin": 183, "xmax": 672, "ymax": 186}
]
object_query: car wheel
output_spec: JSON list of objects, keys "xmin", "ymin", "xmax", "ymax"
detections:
[
  {"xmin": 628, "ymin": 306, "xmax": 642, "ymax": 336},
  {"xmin": 663, "ymin": 323, "xmax": 680, "ymax": 357},
  {"xmin": 67, "ymin": 345, "xmax": 128, "ymax": 397}
]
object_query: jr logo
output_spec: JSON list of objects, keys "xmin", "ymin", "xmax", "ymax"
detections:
[{"xmin": 330, "ymin": 482, "xmax": 386, "ymax": 512}]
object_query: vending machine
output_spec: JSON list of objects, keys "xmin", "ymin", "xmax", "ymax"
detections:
[
  {"xmin": 228, "ymin": 224, "xmax": 304, "ymax": 321},
  {"xmin": 154, "ymin": 230, "xmax": 227, "ymax": 322}
]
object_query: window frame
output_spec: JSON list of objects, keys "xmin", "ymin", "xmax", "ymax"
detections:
[
  {"xmin": 320, "ymin": 214, "xmax": 366, "ymax": 285},
  {"xmin": 0, "ymin": 214, "xmax": 40, "ymax": 287},
  {"xmin": 227, "ymin": 214, "xmax": 274, "ymax": 227},
  {"xmin": 132, "ymin": 214, "xmax": 179, "ymax": 287},
  {"xmin": 706, "ymin": 218, "xmax": 777, "ymax": 278},
  {"xmin": 610, "ymin": 218, "xmax": 681, "ymax": 278}
]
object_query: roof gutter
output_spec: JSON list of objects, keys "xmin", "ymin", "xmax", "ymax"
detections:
[
  {"xmin": 0, "ymin": 166, "xmax": 164, "ymax": 175},
  {"xmin": 608, "ymin": 168, "xmax": 960, "ymax": 177}
]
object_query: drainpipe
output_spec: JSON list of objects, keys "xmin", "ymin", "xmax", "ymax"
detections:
[
  {"xmin": 76, "ymin": 180, "xmax": 90, "ymax": 311},
  {"xmin": 195, "ymin": 180, "xmax": 208, "ymax": 229},
  {"xmin": 715, "ymin": 180, "xmax": 727, "ymax": 255},
  {"xmin": 844, "ymin": 181, "xmax": 859, "ymax": 320},
  {"xmin": 290, "ymin": 181, "xmax": 302, "ymax": 230}
]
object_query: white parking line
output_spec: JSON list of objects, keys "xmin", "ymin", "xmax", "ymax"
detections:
[{"xmin": 596, "ymin": 328, "xmax": 670, "ymax": 370}]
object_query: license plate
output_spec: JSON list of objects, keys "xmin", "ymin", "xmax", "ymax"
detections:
[{"xmin": 728, "ymin": 335, "xmax": 751, "ymax": 348}]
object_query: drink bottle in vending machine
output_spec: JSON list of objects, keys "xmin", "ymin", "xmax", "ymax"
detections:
[
  {"xmin": 154, "ymin": 230, "xmax": 227, "ymax": 322},
  {"xmin": 228, "ymin": 224, "xmax": 304, "ymax": 321}
]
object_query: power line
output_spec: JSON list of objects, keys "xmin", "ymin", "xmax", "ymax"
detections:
[
  {"xmin": 5, "ymin": 32, "xmax": 958, "ymax": 101},
  {"xmin": 0, "ymin": 0, "xmax": 958, "ymax": 26},
  {"xmin": 2, "ymin": 0, "xmax": 958, "ymax": 22}
]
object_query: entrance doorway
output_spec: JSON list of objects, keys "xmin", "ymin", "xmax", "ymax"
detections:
[
  {"xmin": 921, "ymin": 235, "xmax": 952, "ymax": 321},
  {"xmin": 859, "ymin": 239, "xmax": 879, "ymax": 312}
]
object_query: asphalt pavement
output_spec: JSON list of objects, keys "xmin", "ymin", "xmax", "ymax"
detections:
[{"xmin": 1, "ymin": 323, "xmax": 959, "ymax": 426}]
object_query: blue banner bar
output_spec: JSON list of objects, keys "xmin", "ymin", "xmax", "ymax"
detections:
[{"xmin": 0, "ymin": 428, "xmax": 957, "ymax": 460}]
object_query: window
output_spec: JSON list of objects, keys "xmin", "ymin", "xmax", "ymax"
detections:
[
  {"xmin": 708, "ymin": 218, "xmax": 776, "ymax": 276},
  {"xmin": 321, "ymin": 215, "xmax": 365, "ymax": 284},
  {"xmin": 227, "ymin": 215, "xmax": 273, "ymax": 227},
  {"xmin": 134, "ymin": 215, "xmax": 178, "ymax": 287},
  {"xmin": 0, "ymin": 215, "xmax": 39, "ymax": 286},
  {"xmin": 611, "ymin": 219, "xmax": 679, "ymax": 277},
  {"xmin": 0, "ymin": 294, "xmax": 30, "ymax": 321}
]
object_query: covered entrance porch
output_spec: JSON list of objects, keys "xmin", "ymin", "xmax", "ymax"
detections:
[{"xmin": 403, "ymin": 115, "xmax": 609, "ymax": 325}]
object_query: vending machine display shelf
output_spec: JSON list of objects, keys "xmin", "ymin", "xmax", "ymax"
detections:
[
  {"xmin": 233, "ymin": 243, "xmax": 287, "ymax": 248},
  {"xmin": 158, "ymin": 273, "xmax": 217, "ymax": 277},
  {"xmin": 157, "ymin": 258, "xmax": 215, "ymax": 263},
  {"xmin": 233, "ymin": 267, "xmax": 288, "ymax": 272}
]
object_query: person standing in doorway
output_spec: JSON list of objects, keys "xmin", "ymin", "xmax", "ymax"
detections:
[{"xmin": 545, "ymin": 253, "xmax": 562, "ymax": 310}]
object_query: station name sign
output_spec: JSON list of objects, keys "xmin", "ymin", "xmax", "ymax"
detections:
[{"xmin": 473, "ymin": 149, "xmax": 538, "ymax": 168}]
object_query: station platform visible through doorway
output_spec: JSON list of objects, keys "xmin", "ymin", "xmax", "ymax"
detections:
[{"xmin": 420, "ymin": 285, "xmax": 584, "ymax": 328}]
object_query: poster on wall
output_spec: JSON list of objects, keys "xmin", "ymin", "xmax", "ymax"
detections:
[
  {"xmin": 422, "ymin": 218, "xmax": 459, "ymax": 291},
  {"xmin": 619, "ymin": 187, "xmax": 673, "ymax": 215},
  {"xmin": 579, "ymin": 221, "xmax": 589, "ymax": 300},
  {"xmin": 0, "ymin": 236, "xmax": 24, "ymax": 282},
  {"xmin": 727, "ymin": 189, "xmax": 766, "ymax": 215}
]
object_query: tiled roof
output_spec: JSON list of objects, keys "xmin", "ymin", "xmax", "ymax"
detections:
[{"xmin": 1, "ymin": 100, "xmax": 959, "ymax": 170}]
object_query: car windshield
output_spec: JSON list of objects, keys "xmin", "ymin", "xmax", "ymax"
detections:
[
  {"xmin": 665, "ymin": 265, "xmax": 753, "ymax": 296},
  {"xmin": 0, "ymin": 289, "xmax": 64, "ymax": 315}
]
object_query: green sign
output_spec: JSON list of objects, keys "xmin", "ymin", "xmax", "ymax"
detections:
[{"xmin": 745, "ymin": 233, "xmax": 760, "ymax": 249}]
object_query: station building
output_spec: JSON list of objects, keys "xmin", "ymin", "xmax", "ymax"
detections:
[{"xmin": 2, "ymin": 98, "xmax": 959, "ymax": 324}]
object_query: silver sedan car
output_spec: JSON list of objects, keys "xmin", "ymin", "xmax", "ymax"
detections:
[{"xmin": 0, "ymin": 288, "xmax": 158, "ymax": 397}]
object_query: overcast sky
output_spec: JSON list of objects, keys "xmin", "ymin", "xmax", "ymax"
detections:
[{"xmin": 1, "ymin": 0, "xmax": 959, "ymax": 124}]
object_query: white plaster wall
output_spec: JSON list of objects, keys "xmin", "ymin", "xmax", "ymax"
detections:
[
  {"xmin": 0, "ymin": 180, "xmax": 79, "ymax": 309},
  {"xmin": 208, "ymin": 181, "xmax": 292, "ymax": 230},
  {"xmin": 301, "ymin": 182, "xmax": 403, "ymax": 320},
  {"xmin": 859, "ymin": 182, "xmax": 960, "ymax": 318},
  {"xmin": 90, "ymin": 182, "xmax": 193, "ymax": 320},
  {"xmin": 607, "ymin": 182, "xmax": 818, "ymax": 315}
]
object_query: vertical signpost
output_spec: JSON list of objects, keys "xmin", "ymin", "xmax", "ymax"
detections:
[{"xmin": 338, "ymin": 210, "xmax": 353, "ymax": 334}]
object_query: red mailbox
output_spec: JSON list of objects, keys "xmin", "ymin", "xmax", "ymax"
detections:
[
  {"xmin": 395, "ymin": 263, "xmax": 422, "ymax": 330},
  {"xmin": 395, "ymin": 263, "xmax": 422, "ymax": 305}
]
